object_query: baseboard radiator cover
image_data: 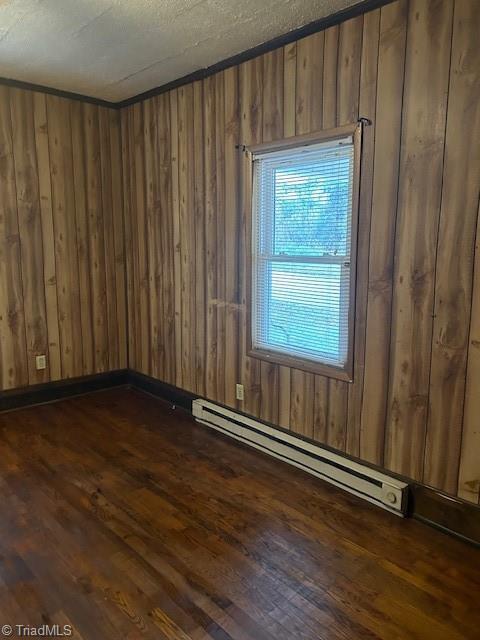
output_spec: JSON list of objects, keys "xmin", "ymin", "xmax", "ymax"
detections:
[{"xmin": 192, "ymin": 399, "xmax": 408, "ymax": 516}]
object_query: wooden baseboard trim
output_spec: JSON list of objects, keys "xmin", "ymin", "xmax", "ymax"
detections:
[
  {"xmin": 128, "ymin": 371, "xmax": 194, "ymax": 412},
  {"xmin": 0, "ymin": 369, "xmax": 129, "ymax": 413},
  {"xmin": 409, "ymin": 485, "xmax": 480, "ymax": 548}
]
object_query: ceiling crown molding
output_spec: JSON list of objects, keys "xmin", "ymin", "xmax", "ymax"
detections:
[{"xmin": 0, "ymin": 0, "xmax": 395, "ymax": 110}]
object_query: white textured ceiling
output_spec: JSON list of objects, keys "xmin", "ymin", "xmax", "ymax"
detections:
[{"xmin": 0, "ymin": 0, "xmax": 358, "ymax": 102}]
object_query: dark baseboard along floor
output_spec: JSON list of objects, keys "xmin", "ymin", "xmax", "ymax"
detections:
[
  {"xmin": 0, "ymin": 369, "xmax": 129, "ymax": 413},
  {"xmin": 1, "ymin": 368, "xmax": 479, "ymax": 547}
]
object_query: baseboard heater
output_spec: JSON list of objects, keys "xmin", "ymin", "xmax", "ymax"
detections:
[{"xmin": 192, "ymin": 399, "xmax": 408, "ymax": 516}]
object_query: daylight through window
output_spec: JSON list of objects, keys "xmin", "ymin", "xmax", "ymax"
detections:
[{"xmin": 250, "ymin": 130, "xmax": 359, "ymax": 378}]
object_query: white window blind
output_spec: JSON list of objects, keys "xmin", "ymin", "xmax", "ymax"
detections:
[{"xmin": 251, "ymin": 135, "xmax": 355, "ymax": 372}]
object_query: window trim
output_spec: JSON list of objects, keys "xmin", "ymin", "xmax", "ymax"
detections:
[{"xmin": 245, "ymin": 123, "xmax": 362, "ymax": 383}]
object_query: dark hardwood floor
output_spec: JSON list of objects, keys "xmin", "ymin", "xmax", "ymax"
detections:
[{"xmin": 0, "ymin": 388, "xmax": 478, "ymax": 639}]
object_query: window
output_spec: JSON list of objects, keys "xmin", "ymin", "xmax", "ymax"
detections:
[{"xmin": 248, "ymin": 126, "xmax": 361, "ymax": 380}]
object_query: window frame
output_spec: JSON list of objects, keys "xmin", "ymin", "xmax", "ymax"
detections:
[{"xmin": 246, "ymin": 123, "xmax": 362, "ymax": 382}]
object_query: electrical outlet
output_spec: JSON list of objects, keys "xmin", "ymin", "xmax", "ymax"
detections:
[
  {"xmin": 235, "ymin": 384, "xmax": 244, "ymax": 401},
  {"xmin": 36, "ymin": 355, "xmax": 47, "ymax": 370}
]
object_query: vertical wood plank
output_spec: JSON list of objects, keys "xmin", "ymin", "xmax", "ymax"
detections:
[
  {"xmin": 260, "ymin": 357, "xmax": 280, "ymax": 426},
  {"xmin": 239, "ymin": 58, "xmax": 263, "ymax": 417},
  {"xmin": 323, "ymin": 26, "xmax": 339, "ymax": 128},
  {"xmin": 290, "ymin": 369, "xmax": 314, "ymax": 439},
  {"xmin": 458, "ymin": 201, "xmax": 480, "ymax": 503},
  {"xmin": 170, "ymin": 90, "xmax": 182, "ymax": 388},
  {"xmin": 129, "ymin": 105, "xmax": 141, "ymax": 371},
  {"xmin": 70, "ymin": 101, "xmax": 95, "ymax": 375},
  {"xmin": 120, "ymin": 108, "xmax": 135, "ymax": 369},
  {"xmin": 142, "ymin": 98, "xmax": 158, "ymax": 378},
  {"xmin": 151, "ymin": 96, "xmax": 165, "ymax": 383},
  {"xmin": 109, "ymin": 109, "xmax": 128, "ymax": 370},
  {"xmin": 277, "ymin": 41, "xmax": 297, "ymax": 429},
  {"xmin": 10, "ymin": 88, "xmax": 49, "ymax": 385},
  {"xmin": 178, "ymin": 85, "xmax": 196, "ymax": 393},
  {"xmin": 346, "ymin": 9, "xmax": 380, "ymax": 457},
  {"xmin": 47, "ymin": 95, "xmax": 83, "ymax": 378},
  {"xmin": 204, "ymin": 76, "xmax": 218, "ymax": 400},
  {"xmin": 328, "ymin": 379, "xmax": 348, "ymax": 451},
  {"xmin": 262, "ymin": 49, "xmax": 284, "ymax": 141},
  {"xmin": 360, "ymin": 0, "xmax": 407, "ymax": 465},
  {"xmin": 337, "ymin": 15, "xmax": 363, "ymax": 126},
  {"xmin": 260, "ymin": 49, "xmax": 284, "ymax": 425},
  {"xmin": 193, "ymin": 82, "xmax": 206, "ymax": 397},
  {"xmin": 215, "ymin": 72, "xmax": 226, "ymax": 405},
  {"xmin": 70, "ymin": 100, "xmax": 94, "ymax": 375},
  {"xmin": 133, "ymin": 101, "xmax": 150, "ymax": 375},
  {"xmin": 157, "ymin": 94, "xmax": 176, "ymax": 386},
  {"xmin": 0, "ymin": 86, "xmax": 28, "ymax": 389},
  {"xmin": 83, "ymin": 103, "xmax": 108, "ymax": 373},
  {"xmin": 295, "ymin": 32, "xmax": 324, "ymax": 135},
  {"xmin": 283, "ymin": 43, "xmax": 297, "ymax": 135},
  {"xmin": 320, "ymin": 24, "xmax": 340, "ymax": 446},
  {"xmin": 98, "ymin": 107, "xmax": 119, "ymax": 371},
  {"xmin": 425, "ymin": 0, "xmax": 480, "ymax": 493},
  {"xmin": 313, "ymin": 377, "xmax": 328, "ymax": 442},
  {"xmin": 385, "ymin": 0, "xmax": 454, "ymax": 479},
  {"xmin": 224, "ymin": 68, "xmax": 240, "ymax": 408},
  {"xmin": 33, "ymin": 92, "xmax": 62, "ymax": 380}
]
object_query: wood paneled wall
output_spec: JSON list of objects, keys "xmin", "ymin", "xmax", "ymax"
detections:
[
  {"xmin": 0, "ymin": 87, "xmax": 127, "ymax": 389},
  {"xmin": 122, "ymin": 0, "xmax": 480, "ymax": 502}
]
